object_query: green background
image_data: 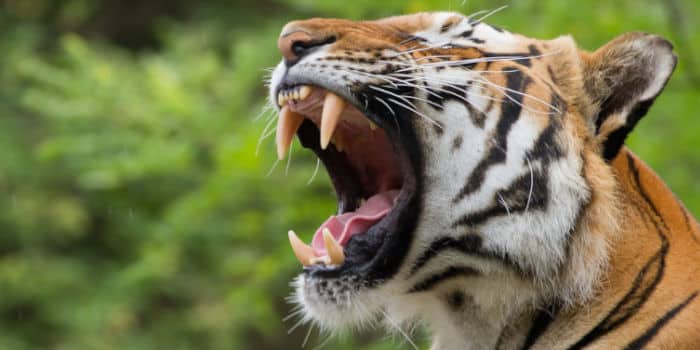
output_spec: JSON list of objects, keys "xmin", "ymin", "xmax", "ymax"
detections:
[{"xmin": 0, "ymin": 0, "xmax": 697, "ymax": 349}]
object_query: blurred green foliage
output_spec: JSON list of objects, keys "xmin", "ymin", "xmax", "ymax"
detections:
[{"xmin": 0, "ymin": 0, "xmax": 697, "ymax": 349}]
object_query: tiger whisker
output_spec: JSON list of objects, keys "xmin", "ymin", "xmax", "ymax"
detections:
[
  {"xmin": 406, "ymin": 73, "xmax": 558, "ymax": 115},
  {"xmin": 388, "ymin": 49, "xmax": 562, "ymax": 73},
  {"xmin": 525, "ymin": 155, "xmax": 535, "ymax": 212},
  {"xmin": 283, "ymin": 305, "xmax": 305, "ymax": 321},
  {"xmin": 369, "ymin": 85, "xmax": 442, "ymax": 129},
  {"xmin": 302, "ymin": 323, "xmax": 315, "ymax": 348},
  {"xmin": 307, "ymin": 157, "xmax": 321, "ymax": 185},
  {"xmin": 497, "ymin": 193, "xmax": 512, "ymax": 217},
  {"xmin": 470, "ymin": 75, "xmax": 561, "ymax": 114},
  {"xmin": 373, "ymin": 96, "xmax": 397, "ymax": 117},
  {"xmin": 388, "ymin": 97, "xmax": 443, "ymax": 130},
  {"xmin": 379, "ymin": 308, "xmax": 420, "ymax": 350},
  {"xmin": 389, "ymin": 43, "xmax": 454, "ymax": 57},
  {"xmin": 475, "ymin": 5, "xmax": 509, "ymax": 23},
  {"xmin": 395, "ymin": 76, "xmax": 504, "ymax": 113},
  {"xmin": 311, "ymin": 333, "xmax": 333, "ymax": 350},
  {"xmin": 255, "ymin": 109, "xmax": 278, "ymax": 156},
  {"xmin": 338, "ymin": 67, "xmax": 402, "ymax": 88},
  {"xmin": 372, "ymin": 95, "xmax": 401, "ymax": 132},
  {"xmin": 465, "ymin": 9, "xmax": 491, "ymax": 20}
]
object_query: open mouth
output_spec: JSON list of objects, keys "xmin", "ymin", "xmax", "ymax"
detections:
[{"xmin": 274, "ymin": 82, "xmax": 418, "ymax": 279}]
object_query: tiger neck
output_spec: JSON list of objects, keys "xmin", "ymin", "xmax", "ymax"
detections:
[
  {"xmin": 426, "ymin": 148, "xmax": 670, "ymax": 350},
  {"xmin": 417, "ymin": 147, "xmax": 698, "ymax": 350}
]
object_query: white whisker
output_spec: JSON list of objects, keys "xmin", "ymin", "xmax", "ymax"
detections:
[
  {"xmin": 497, "ymin": 193, "xmax": 512, "ymax": 217},
  {"xmin": 525, "ymin": 155, "xmax": 535, "ymax": 212},
  {"xmin": 255, "ymin": 111, "xmax": 278, "ymax": 156},
  {"xmin": 265, "ymin": 158, "xmax": 280, "ymax": 178},
  {"xmin": 287, "ymin": 314, "xmax": 307, "ymax": 335},
  {"xmin": 307, "ymin": 157, "xmax": 321, "ymax": 185},
  {"xmin": 475, "ymin": 5, "xmax": 509, "ymax": 23},
  {"xmin": 302, "ymin": 323, "xmax": 315, "ymax": 348},
  {"xmin": 379, "ymin": 308, "xmax": 419, "ymax": 350},
  {"xmin": 311, "ymin": 333, "xmax": 333, "ymax": 350},
  {"xmin": 374, "ymin": 96, "xmax": 397, "ymax": 117}
]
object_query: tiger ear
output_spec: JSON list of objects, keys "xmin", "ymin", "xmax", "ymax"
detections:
[{"xmin": 580, "ymin": 32, "xmax": 677, "ymax": 160}]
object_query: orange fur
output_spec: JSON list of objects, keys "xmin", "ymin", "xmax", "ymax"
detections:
[{"xmin": 277, "ymin": 12, "xmax": 700, "ymax": 348}]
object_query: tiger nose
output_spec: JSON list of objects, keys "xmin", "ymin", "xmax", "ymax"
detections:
[{"xmin": 277, "ymin": 29, "xmax": 335, "ymax": 64}]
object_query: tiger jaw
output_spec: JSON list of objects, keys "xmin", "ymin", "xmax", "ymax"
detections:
[{"xmin": 272, "ymin": 79, "xmax": 420, "ymax": 279}]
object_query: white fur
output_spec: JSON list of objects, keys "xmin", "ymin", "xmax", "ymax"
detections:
[{"xmin": 272, "ymin": 12, "xmax": 608, "ymax": 350}]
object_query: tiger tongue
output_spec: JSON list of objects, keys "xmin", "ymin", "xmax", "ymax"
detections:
[{"xmin": 312, "ymin": 190, "xmax": 400, "ymax": 256}]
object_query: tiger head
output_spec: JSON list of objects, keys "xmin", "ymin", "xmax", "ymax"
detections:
[{"xmin": 268, "ymin": 11, "xmax": 676, "ymax": 346}]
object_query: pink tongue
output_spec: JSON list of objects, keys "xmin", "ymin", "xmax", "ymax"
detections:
[{"xmin": 312, "ymin": 190, "xmax": 400, "ymax": 256}]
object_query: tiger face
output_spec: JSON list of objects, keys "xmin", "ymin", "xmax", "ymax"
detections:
[{"xmin": 268, "ymin": 11, "xmax": 678, "ymax": 348}]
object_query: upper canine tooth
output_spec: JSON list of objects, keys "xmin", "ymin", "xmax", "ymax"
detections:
[
  {"xmin": 293, "ymin": 90, "xmax": 300, "ymax": 101},
  {"xmin": 368, "ymin": 120, "xmax": 378, "ymax": 130},
  {"xmin": 299, "ymin": 85, "xmax": 311, "ymax": 100},
  {"xmin": 320, "ymin": 92, "xmax": 346, "ymax": 149},
  {"xmin": 288, "ymin": 230, "xmax": 315, "ymax": 266},
  {"xmin": 276, "ymin": 106, "xmax": 305, "ymax": 160},
  {"xmin": 322, "ymin": 228, "xmax": 345, "ymax": 266}
]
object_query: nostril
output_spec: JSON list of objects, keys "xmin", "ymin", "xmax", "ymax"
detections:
[
  {"xmin": 289, "ymin": 36, "xmax": 337, "ymax": 61},
  {"xmin": 291, "ymin": 41, "xmax": 310, "ymax": 57}
]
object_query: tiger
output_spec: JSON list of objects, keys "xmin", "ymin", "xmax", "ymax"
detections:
[{"xmin": 267, "ymin": 11, "xmax": 700, "ymax": 350}]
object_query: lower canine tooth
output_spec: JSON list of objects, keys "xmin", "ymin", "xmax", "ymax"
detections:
[
  {"xmin": 288, "ymin": 230, "xmax": 315, "ymax": 266},
  {"xmin": 320, "ymin": 92, "xmax": 346, "ymax": 149},
  {"xmin": 322, "ymin": 228, "xmax": 345, "ymax": 266}
]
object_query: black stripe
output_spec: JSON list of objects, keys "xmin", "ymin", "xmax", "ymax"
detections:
[
  {"xmin": 465, "ymin": 100, "xmax": 488, "ymax": 128},
  {"xmin": 567, "ymin": 154, "xmax": 670, "ymax": 349},
  {"xmin": 623, "ymin": 291, "xmax": 698, "ymax": 349},
  {"xmin": 440, "ymin": 17, "xmax": 462, "ymax": 33},
  {"xmin": 459, "ymin": 29, "xmax": 474, "ymax": 38},
  {"xmin": 427, "ymin": 83, "xmax": 476, "ymax": 114},
  {"xmin": 452, "ymin": 117, "xmax": 564, "ymax": 226},
  {"xmin": 409, "ymin": 266, "xmax": 479, "ymax": 293},
  {"xmin": 626, "ymin": 153, "xmax": 670, "ymax": 231},
  {"xmin": 527, "ymin": 119, "xmax": 564, "ymax": 165},
  {"xmin": 409, "ymin": 235, "xmax": 528, "ymax": 277},
  {"xmin": 677, "ymin": 201, "xmax": 699, "ymax": 243},
  {"xmin": 452, "ymin": 135, "xmax": 464, "ymax": 151},
  {"xmin": 521, "ymin": 305, "xmax": 560, "ymax": 349},
  {"xmin": 453, "ymin": 67, "xmax": 530, "ymax": 203},
  {"xmin": 410, "ymin": 235, "xmax": 482, "ymax": 274},
  {"xmin": 601, "ymin": 99, "xmax": 654, "ymax": 161},
  {"xmin": 567, "ymin": 239, "xmax": 667, "ymax": 349},
  {"xmin": 488, "ymin": 24, "xmax": 505, "ymax": 33},
  {"xmin": 453, "ymin": 168, "xmax": 548, "ymax": 227}
]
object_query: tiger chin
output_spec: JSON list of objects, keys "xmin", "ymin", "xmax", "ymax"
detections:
[{"xmin": 267, "ymin": 11, "xmax": 700, "ymax": 350}]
